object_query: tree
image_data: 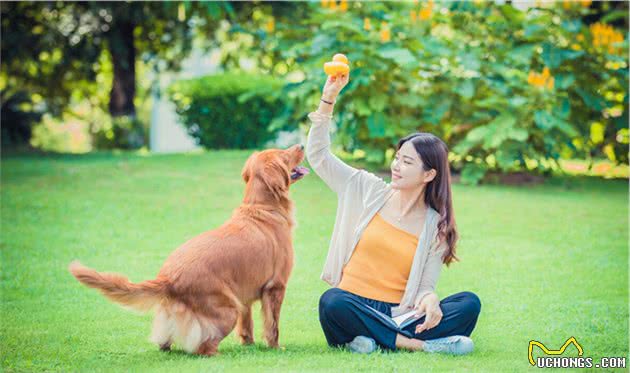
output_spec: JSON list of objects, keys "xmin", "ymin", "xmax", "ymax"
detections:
[
  {"xmin": 1, "ymin": 1, "xmax": 240, "ymax": 146},
  {"xmin": 226, "ymin": 1, "xmax": 628, "ymax": 183}
]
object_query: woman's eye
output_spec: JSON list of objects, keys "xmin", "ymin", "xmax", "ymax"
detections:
[{"xmin": 395, "ymin": 155, "xmax": 412, "ymax": 165}]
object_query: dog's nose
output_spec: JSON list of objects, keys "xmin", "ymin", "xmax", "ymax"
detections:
[{"xmin": 299, "ymin": 144, "xmax": 304, "ymax": 151}]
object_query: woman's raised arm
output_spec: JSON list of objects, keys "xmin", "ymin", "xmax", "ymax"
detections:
[{"xmin": 305, "ymin": 74, "xmax": 359, "ymax": 196}]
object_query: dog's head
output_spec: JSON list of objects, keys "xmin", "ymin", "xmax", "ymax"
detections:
[{"xmin": 241, "ymin": 144, "xmax": 310, "ymax": 202}]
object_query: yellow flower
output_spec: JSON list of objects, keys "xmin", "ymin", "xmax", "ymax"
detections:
[
  {"xmin": 580, "ymin": 0, "xmax": 591, "ymax": 7},
  {"xmin": 590, "ymin": 22, "xmax": 624, "ymax": 54},
  {"xmin": 363, "ymin": 17, "xmax": 371, "ymax": 31},
  {"xmin": 329, "ymin": 0, "xmax": 336, "ymax": 10},
  {"xmin": 527, "ymin": 71, "xmax": 535, "ymax": 85},
  {"xmin": 321, "ymin": 0, "xmax": 329, "ymax": 7},
  {"xmin": 265, "ymin": 18, "xmax": 275, "ymax": 33},
  {"xmin": 562, "ymin": 0, "xmax": 571, "ymax": 9},
  {"xmin": 340, "ymin": 0, "xmax": 348, "ymax": 11},
  {"xmin": 380, "ymin": 29, "xmax": 391, "ymax": 42},
  {"xmin": 542, "ymin": 67, "xmax": 550, "ymax": 78},
  {"xmin": 419, "ymin": 7, "xmax": 432, "ymax": 20},
  {"xmin": 418, "ymin": 0, "xmax": 433, "ymax": 21},
  {"xmin": 528, "ymin": 67, "xmax": 554, "ymax": 90},
  {"xmin": 380, "ymin": 22, "xmax": 390, "ymax": 42}
]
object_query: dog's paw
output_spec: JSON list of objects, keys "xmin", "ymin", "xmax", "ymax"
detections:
[{"xmin": 238, "ymin": 335, "xmax": 255, "ymax": 345}]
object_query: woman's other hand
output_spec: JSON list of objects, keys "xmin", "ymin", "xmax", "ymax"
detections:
[{"xmin": 414, "ymin": 292, "xmax": 443, "ymax": 334}]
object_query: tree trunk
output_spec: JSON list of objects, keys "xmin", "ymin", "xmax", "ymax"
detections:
[{"xmin": 108, "ymin": 18, "xmax": 136, "ymax": 117}]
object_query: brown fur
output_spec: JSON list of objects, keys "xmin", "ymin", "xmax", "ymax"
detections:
[{"xmin": 69, "ymin": 145, "xmax": 305, "ymax": 356}]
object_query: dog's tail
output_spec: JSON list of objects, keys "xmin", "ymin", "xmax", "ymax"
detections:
[{"xmin": 69, "ymin": 260, "xmax": 168, "ymax": 313}]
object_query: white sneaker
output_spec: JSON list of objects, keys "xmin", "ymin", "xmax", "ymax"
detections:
[
  {"xmin": 422, "ymin": 335, "xmax": 474, "ymax": 355},
  {"xmin": 345, "ymin": 336, "xmax": 377, "ymax": 354}
]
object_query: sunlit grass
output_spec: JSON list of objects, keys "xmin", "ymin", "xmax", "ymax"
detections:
[{"xmin": 1, "ymin": 150, "xmax": 628, "ymax": 372}]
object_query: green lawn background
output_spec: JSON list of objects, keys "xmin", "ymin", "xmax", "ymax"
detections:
[{"xmin": 1, "ymin": 151, "xmax": 628, "ymax": 372}]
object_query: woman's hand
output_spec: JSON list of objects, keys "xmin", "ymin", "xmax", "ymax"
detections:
[
  {"xmin": 414, "ymin": 292, "xmax": 443, "ymax": 334},
  {"xmin": 322, "ymin": 73, "xmax": 349, "ymax": 102}
]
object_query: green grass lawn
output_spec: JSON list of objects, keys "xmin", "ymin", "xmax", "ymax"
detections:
[{"xmin": 1, "ymin": 150, "xmax": 628, "ymax": 372}]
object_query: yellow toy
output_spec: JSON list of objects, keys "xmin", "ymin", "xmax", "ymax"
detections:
[{"xmin": 324, "ymin": 53, "xmax": 350, "ymax": 76}]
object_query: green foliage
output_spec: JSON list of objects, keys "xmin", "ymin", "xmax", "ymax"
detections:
[
  {"xmin": 228, "ymin": 1, "xmax": 628, "ymax": 184},
  {"xmin": 0, "ymin": 1, "xmax": 237, "ymax": 146},
  {"xmin": 169, "ymin": 73, "xmax": 288, "ymax": 149},
  {"xmin": 92, "ymin": 116, "xmax": 147, "ymax": 150},
  {"xmin": 3, "ymin": 0, "xmax": 628, "ymax": 164}
]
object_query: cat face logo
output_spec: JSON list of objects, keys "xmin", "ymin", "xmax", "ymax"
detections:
[{"xmin": 528, "ymin": 337, "xmax": 584, "ymax": 366}]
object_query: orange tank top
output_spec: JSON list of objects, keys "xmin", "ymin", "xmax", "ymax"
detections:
[{"xmin": 338, "ymin": 212, "xmax": 419, "ymax": 303}]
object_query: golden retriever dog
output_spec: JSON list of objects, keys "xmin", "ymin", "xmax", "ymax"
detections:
[{"xmin": 69, "ymin": 144, "xmax": 309, "ymax": 356}]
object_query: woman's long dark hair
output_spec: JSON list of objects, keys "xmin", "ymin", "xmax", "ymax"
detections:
[{"xmin": 396, "ymin": 133, "xmax": 459, "ymax": 266}]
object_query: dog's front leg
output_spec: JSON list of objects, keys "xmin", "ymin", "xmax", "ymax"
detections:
[
  {"xmin": 235, "ymin": 304, "xmax": 254, "ymax": 345},
  {"xmin": 261, "ymin": 284, "xmax": 286, "ymax": 348}
]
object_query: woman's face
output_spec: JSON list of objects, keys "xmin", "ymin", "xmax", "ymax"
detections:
[{"xmin": 390, "ymin": 141, "xmax": 435, "ymax": 190}]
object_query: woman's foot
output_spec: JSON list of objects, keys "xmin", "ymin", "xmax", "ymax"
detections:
[
  {"xmin": 395, "ymin": 333, "xmax": 423, "ymax": 351},
  {"xmin": 345, "ymin": 336, "xmax": 377, "ymax": 354},
  {"xmin": 422, "ymin": 335, "xmax": 474, "ymax": 355}
]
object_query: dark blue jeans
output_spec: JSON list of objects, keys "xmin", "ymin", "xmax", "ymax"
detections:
[{"xmin": 318, "ymin": 287, "xmax": 481, "ymax": 351}]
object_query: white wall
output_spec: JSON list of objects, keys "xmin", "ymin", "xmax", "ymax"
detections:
[{"xmin": 149, "ymin": 46, "xmax": 222, "ymax": 153}]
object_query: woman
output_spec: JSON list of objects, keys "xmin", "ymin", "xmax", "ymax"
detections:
[{"xmin": 305, "ymin": 73, "xmax": 481, "ymax": 355}]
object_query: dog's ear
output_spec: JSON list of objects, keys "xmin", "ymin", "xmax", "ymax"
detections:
[
  {"xmin": 241, "ymin": 152, "xmax": 259, "ymax": 183},
  {"xmin": 260, "ymin": 160, "xmax": 290, "ymax": 201}
]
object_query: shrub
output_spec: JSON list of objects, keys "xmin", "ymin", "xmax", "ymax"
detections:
[{"xmin": 169, "ymin": 72, "xmax": 290, "ymax": 149}]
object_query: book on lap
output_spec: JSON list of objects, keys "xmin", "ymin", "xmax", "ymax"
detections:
[{"xmin": 359, "ymin": 302, "xmax": 425, "ymax": 337}]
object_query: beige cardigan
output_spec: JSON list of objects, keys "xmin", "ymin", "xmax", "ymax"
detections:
[{"xmin": 306, "ymin": 110, "xmax": 447, "ymax": 317}]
